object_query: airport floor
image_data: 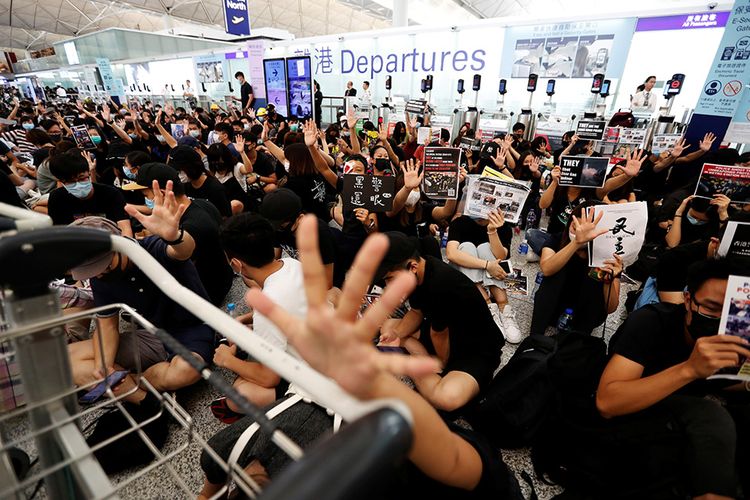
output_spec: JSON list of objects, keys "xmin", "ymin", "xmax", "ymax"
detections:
[{"xmin": 6, "ymin": 228, "xmax": 637, "ymax": 499}]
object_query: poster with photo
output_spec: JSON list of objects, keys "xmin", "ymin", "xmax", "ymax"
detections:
[
  {"xmin": 422, "ymin": 147, "xmax": 461, "ymax": 199},
  {"xmin": 71, "ymin": 125, "xmax": 96, "ymax": 150},
  {"xmin": 651, "ymin": 134, "xmax": 682, "ymax": 154},
  {"xmin": 559, "ymin": 156, "xmax": 610, "ymax": 188},
  {"xmin": 511, "ymin": 38, "xmax": 545, "ymax": 77},
  {"xmin": 718, "ymin": 221, "xmax": 750, "ymax": 261},
  {"xmin": 574, "ymin": 34, "xmax": 614, "ymax": 78},
  {"xmin": 464, "ymin": 176, "xmax": 531, "ymax": 224},
  {"xmin": 194, "ymin": 55, "xmax": 226, "ymax": 83},
  {"xmin": 541, "ymin": 36, "xmax": 578, "ymax": 78},
  {"xmin": 459, "ymin": 136, "xmax": 482, "ymax": 153},
  {"xmin": 709, "ymin": 275, "xmax": 750, "ymax": 382},
  {"xmin": 693, "ymin": 163, "xmax": 750, "ymax": 204},
  {"xmin": 478, "ymin": 118, "xmax": 509, "ymax": 142},
  {"xmin": 586, "ymin": 201, "xmax": 648, "ymax": 268},
  {"xmin": 342, "ymin": 174, "xmax": 395, "ymax": 212},
  {"xmin": 170, "ymin": 123, "xmax": 185, "ymax": 140},
  {"xmin": 503, "ymin": 269, "xmax": 529, "ymax": 296},
  {"xmin": 618, "ymin": 128, "xmax": 647, "ymax": 147}
]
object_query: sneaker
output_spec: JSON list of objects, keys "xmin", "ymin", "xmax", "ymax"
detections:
[
  {"xmin": 210, "ymin": 397, "xmax": 243, "ymax": 424},
  {"xmin": 526, "ymin": 247, "xmax": 540, "ymax": 263},
  {"xmin": 499, "ymin": 304, "xmax": 524, "ymax": 344},
  {"xmin": 488, "ymin": 303, "xmax": 504, "ymax": 332}
]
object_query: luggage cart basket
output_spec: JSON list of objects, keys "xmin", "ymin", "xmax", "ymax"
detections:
[{"xmin": 0, "ymin": 204, "xmax": 414, "ymax": 499}]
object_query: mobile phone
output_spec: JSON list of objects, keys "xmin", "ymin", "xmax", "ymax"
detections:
[
  {"xmin": 498, "ymin": 78, "xmax": 507, "ymax": 95},
  {"xmin": 457, "ymin": 79, "xmax": 465, "ymax": 94},
  {"xmin": 595, "ymin": 48, "xmax": 608, "ymax": 66},
  {"xmin": 499, "ymin": 260, "xmax": 513, "ymax": 274},
  {"xmin": 599, "ymin": 79, "xmax": 611, "ymax": 98},
  {"xmin": 79, "ymin": 370, "xmax": 129, "ymax": 405},
  {"xmin": 546, "ymin": 79, "xmax": 556, "ymax": 95},
  {"xmin": 377, "ymin": 346, "xmax": 409, "ymax": 354},
  {"xmin": 591, "ymin": 73, "xmax": 604, "ymax": 93},
  {"xmin": 472, "ymin": 74, "xmax": 482, "ymax": 91},
  {"xmin": 527, "ymin": 73, "xmax": 538, "ymax": 92},
  {"xmin": 385, "ymin": 75, "xmax": 392, "ymax": 90}
]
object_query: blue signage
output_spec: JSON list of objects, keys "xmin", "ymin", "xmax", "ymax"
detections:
[
  {"xmin": 95, "ymin": 57, "xmax": 124, "ymax": 98},
  {"xmin": 223, "ymin": 0, "xmax": 251, "ymax": 36}
]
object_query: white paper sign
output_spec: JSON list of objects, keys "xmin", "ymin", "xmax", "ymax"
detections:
[
  {"xmin": 464, "ymin": 176, "xmax": 531, "ymax": 224},
  {"xmin": 586, "ymin": 201, "xmax": 648, "ymax": 268},
  {"xmin": 651, "ymin": 133, "xmax": 681, "ymax": 154}
]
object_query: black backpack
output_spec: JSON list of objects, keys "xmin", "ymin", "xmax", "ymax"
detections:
[{"xmin": 471, "ymin": 332, "xmax": 607, "ymax": 449}]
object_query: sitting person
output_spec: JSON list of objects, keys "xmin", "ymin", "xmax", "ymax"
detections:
[
  {"xmin": 210, "ymin": 213, "xmax": 307, "ymax": 423},
  {"xmin": 530, "ymin": 201, "xmax": 623, "ymax": 336},
  {"xmin": 656, "ymin": 237, "xmax": 721, "ymax": 304},
  {"xmin": 67, "ymin": 187, "xmax": 214, "ymax": 395},
  {"xmin": 597, "ymin": 259, "xmax": 750, "ymax": 499},
  {"xmin": 377, "ymin": 232, "xmax": 505, "ymax": 412},
  {"xmin": 445, "ymin": 210, "xmax": 522, "ymax": 343},
  {"xmin": 663, "ymin": 194, "xmax": 729, "ymax": 249}
]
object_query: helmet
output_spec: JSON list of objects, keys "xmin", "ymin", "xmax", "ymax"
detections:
[
  {"xmin": 256, "ymin": 107, "xmax": 268, "ymax": 117},
  {"xmin": 210, "ymin": 103, "xmax": 220, "ymax": 111}
]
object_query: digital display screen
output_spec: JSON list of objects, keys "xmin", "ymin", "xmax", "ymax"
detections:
[
  {"xmin": 263, "ymin": 58, "xmax": 289, "ymax": 117},
  {"xmin": 600, "ymin": 80, "xmax": 611, "ymax": 96},
  {"xmin": 527, "ymin": 74, "xmax": 538, "ymax": 92},
  {"xmin": 286, "ymin": 56, "xmax": 313, "ymax": 120},
  {"xmin": 668, "ymin": 74, "xmax": 685, "ymax": 95},
  {"xmin": 591, "ymin": 74, "xmax": 604, "ymax": 93},
  {"xmin": 498, "ymin": 79, "xmax": 507, "ymax": 94},
  {"xmin": 457, "ymin": 79, "xmax": 464, "ymax": 93},
  {"xmin": 472, "ymin": 74, "xmax": 481, "ymax": 91},
  {"xmin": 546, "ymin": 80, "xmax": 555, "ymax": 94}
]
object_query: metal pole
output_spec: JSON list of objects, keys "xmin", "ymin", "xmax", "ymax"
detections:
[{"xmin": 392, "ymin": 0, "xmax": 408, "ymax": 27}]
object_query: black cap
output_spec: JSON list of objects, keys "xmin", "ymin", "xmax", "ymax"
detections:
[
  {"xmin": 123, "ymin": 162, "xmax": 180, "ymax": 191},
  {"xmin": 167, "ymin": 144, "xmax": 202, "ymax": 168},
  {"xmin": 373, "ymin": 232, "xmax": 419, "ymax": 284},
  {"xmin": 259, "ymin": 188, "xmax": 303, "ymax": 229}
]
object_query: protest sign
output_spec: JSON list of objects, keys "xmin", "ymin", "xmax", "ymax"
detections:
[
  {"xmin": 342, "ymin": 174, "xmax": 395, "ymax": 212},
  {"xmin": 503, "ymin": 269, "xmax": 529, "ymax": 296},
  {"xmin": 459, "ymin": 136, "xmax": 482, "ymax": 153},
  {"xmin": 464, "ymin": 176, "xmax": 531, "ymax": 224},
  {"xmin": 618, "ymin": 128, "xmax": 647, "ymax": 147},
  {"xmin": 171, "ymin": 123, "xmax": 185, "ymax": 140},
  {"xmin": 575, "ymin": 119, "xmax": 607, "ymax": 141},
  {"xmin": 71, "ymin": 125, "xmax": 96, "ymax": 150},
  {"xmin": 693, "ymin": 163, "xmax": 750, "ymax": 203},
  {"xmin": 651, "ymin": 133, "xmax": 681, "ymax": 154},
  {"xmin": 405, "ymin": 98, "xmax": 428, "ymax": 115},
  {"xmin": 422, "ymin": 147, "xmax": 461, "ymax": 199},
  {"xmin": 478, "ymin": 118, "xmax": 509, "ymax": 142},
  {"xmin": 718, "ymin": 221, "xmax": 750, "ymax": 261},
  {"xmin": 709, "ymin": 275, "xmax": 750, "ymax": 382},
  {"xmin": 586, "ymin": 201, "xmax": 648, "ymax": 267},
  {"xmin": 559, "ymin": 156, "xmax": 610, "ymax": 188}
]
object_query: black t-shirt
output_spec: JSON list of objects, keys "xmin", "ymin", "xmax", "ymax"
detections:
[
  {"xmin": 409, "ymin": 256, "xmax": 503, "ymax": 361},
  {"xmin": 181, "ymin": 199, "xmax": 234, "ymax": 306},
  {"xmin": 448, "ymin": 215, "xmax": 512, "ymax": 252},
  {"xmin": 92, "ymin": 236, "xmax": 209, "ymax": 329},
  {"xmin": 377, "ymin": 201, "xmax": 437, "ymax": 238},
  {"xmin": 610, "ymin": 303, "xmax": 730, "ymax": 396},
  {"xmin": 0, "ymin": 171, "xmax": 25, "ymax": 208},
  {"xmin": 184, "ymin": 177, "xmax": 232, "ymax": 218},
  {"xmin": 655, "ymin": 240, "xmax": 708, "ymax": 293},
  {"xmin": 546, "ymin": 189, "xmax": 595, "ymax": 235},
  {"xmin": 253, "ymin": 151, "xmax": 277, "ymax": 177},
  {"xmin": 285, "ymin": 174, "xmax": 331, "ymax": 222},
  {"xmin": 240, "ymin": 82, "xmax": 255, "ymax": 110},
  {"xmin": 48, "ymin": 183, "xmax": 128, "ymax": 226},
  {"xmin": 31, "ymin": 147, "xmax": 51, "ymax": 167},
  {"xmin": 275, "ymin": 217, "xmax": 336, "ymax": 265}
]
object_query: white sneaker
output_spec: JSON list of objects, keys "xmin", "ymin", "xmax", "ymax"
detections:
[
  {"xmin": 499, "ymin": 304, "xmax": 524, "ymax": 344},
  {"xmin": 526, "ymin": 247, "xmax": 540, "ymax": 263},
  {"xmin": 488, "ymin": 303, "xmax": 504, "ymax": 332}
]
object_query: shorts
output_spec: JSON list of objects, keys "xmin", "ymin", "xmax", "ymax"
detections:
[
  {"xmin": 114, "ymin": 325, "xmax": 215, "ymax": 371},
  {"xmin": 168, "ymin": 324, "xmax": 214, "ymax": 364},
  {"xmin": 451, "ymin": 242, "xmax": 507, "ymax": 289}
]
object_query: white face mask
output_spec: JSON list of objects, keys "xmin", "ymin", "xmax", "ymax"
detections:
[
  {"xmin": 283, "ymin": 160, "xmax": 290, "ymax": 172},
  {"xmin": 405, "ymin": 190, "xmax": 421, "ymax": 207},
  {"xmin": 178, "ymin": 172, "xmax": 190, "ymax": 183}
]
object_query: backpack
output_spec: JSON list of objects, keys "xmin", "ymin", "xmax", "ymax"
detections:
[
  {"xmin": 608, "ymin": 109, "xmax": 635, "ymax": 128},
  {"xmin": 471, "ymin": 332, "xmax": 607, "ymax": 449}
]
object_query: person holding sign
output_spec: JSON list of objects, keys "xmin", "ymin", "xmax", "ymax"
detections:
[
  {"xmin": 664, "ymin": 194, "xmax": 729, "ymax": 249},
  {"xmin": 530, "ymin": 201, "xmax": 623, "ymax": 336}
]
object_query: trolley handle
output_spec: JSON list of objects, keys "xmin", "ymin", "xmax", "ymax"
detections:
[{"xmin": 259, "ymin": 407, "xmax": 412, "ymax": 500}]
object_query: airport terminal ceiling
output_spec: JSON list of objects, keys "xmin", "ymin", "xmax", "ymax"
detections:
[{"xmin": 0, "ymin": 0, "xmax": 721, "ymax": 53}]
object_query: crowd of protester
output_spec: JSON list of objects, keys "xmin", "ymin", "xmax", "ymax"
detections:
[{"xmin": 0, "ymin": 76, "xmax": 749, "ymax": 499}]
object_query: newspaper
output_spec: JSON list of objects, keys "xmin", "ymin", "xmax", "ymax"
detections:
[{"xmin": 464, "ymin": 176, "xmax": 531, "ymax": 224}]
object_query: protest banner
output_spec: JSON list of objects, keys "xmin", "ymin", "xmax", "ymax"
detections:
[
  {"xmin": 575, "ymin": 119, "xmax": 607, "ymax": 140},
  {"xmin": 586, "ymin": 201, "xmax": 648, "ymax": 267},
  {"xmin": 693, "ymin": 163, "xmax": 750, "ymax": 203},
  {"xmin": 71, "ymin": 125, "xmax": 96, "ymax": 150},
  {"xmin": 342, "ymin": 174, "xmax": 396, "ymax": 212},
  {"xmin": 559, "ymin": 155, "xmax": 610, "ymax": 188},
  {"xmin": 464, "ymin": 176, "xmax": 531, "ymax": 224},
  {"xmin": 718, "ymin": 221, "xmax": 750, "ymax": 261},
  {"xmin": 422, "ymin": 147, "xmax": 461, "ymax": 199},
  {"xmin": 709, "ymin": 275, "xmax": 750, "ymax": 382}
]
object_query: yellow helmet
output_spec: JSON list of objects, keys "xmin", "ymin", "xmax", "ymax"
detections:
[{"xmin": 256, "ymin": 107, "xmax": 268, "ymax": 117}]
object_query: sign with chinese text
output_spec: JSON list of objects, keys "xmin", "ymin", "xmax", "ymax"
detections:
[
  {"xmin": 586, "ymin": 202, "xmax": 648, "ymax": 267},
  {"xmin": 342, "ymin": 174, "xmax": 395, "ymax": 212},
  {"xmin": 635, "ymin": 11, "xmax": 729, "ymax": 32}
]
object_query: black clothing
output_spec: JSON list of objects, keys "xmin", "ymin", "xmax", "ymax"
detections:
[
  {"xmin": 275, "ymin": 217, "xmax": 336, "ymax": 266},
  {"xmin": 344, "ymin": 88, "xmax": 357, "ymax": 97},
  {"xmin": 240, "ymin": 82, "xmax": 255, "ymax": 110},
  {"xmin": 285, "ymin": 174, "xmax": 331, "ymax": 222},
  {"xmin": 0, "ymin": 171, "xmax": 25, "ymax": 208},
  {"xmin": 546, "ymin": 189, "xmax": 596, "ymax": 235},
  {"xmin": 655, "ymin": 241, "xmax": 708, "ymax": 293},
  {"xmin": 184, "ymin": 177, "xmax": 232, "ymax": 218},
  {"xmin": 448, "ymin": 215, "xmax": 512, "ymax": 252},
  {"xmin": 48, "ymin": 183, "xmax": 128, "ymax": 226}
]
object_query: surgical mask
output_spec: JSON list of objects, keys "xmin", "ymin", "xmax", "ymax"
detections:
[
  {"xmin": 21, "ymin": 122, "xmax": 34, "ymax": 130},
  {"xmin": 405, "ymin": 190, "xmax": 421, "ymax": 207},
  {"xmin": 123, "ymin": 166, "xmax": 137, "ymax": 180},
  {"xmin": 189, "ymin": 130, "xmax": 201, "ymax": 138},
  {"xmin": 144, "ymin": 197, "xmax": 155, "ymax": 210},
  {"xmin": 64, "ymin": 180, "xmax": 93, "ymax": 199},
  {"xmin": 91, "ymin": 135, "xmax": 102, "ymax": 145},
  {"xmin": 178, "ymin": 172, "xmax": 190, "ymax": 183},
  {"xmin": 243, "ymin": 124, "xmax": 250, "ymax": 131},
  {"xmin": 156, "ymin": 134, "xmax": 165, "ymax": 143},
  {"xmin": 686, "ymin": 213, "xmax": 707, "ymax": 226},
  {"xmin": 128, "ymin": 133, "xmax": 137, "ymax": 140},
  {"xmin": 686, "ymin": 310, "xmax": 720, "ymax": 340},
  {"xmin": 289, "ymin": 124, "xmax": 300, "ymax": 132}
]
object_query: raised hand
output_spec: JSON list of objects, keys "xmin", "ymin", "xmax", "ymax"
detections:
[
  {"xmin": 124, "ymin": 180, "xmax": 186, "ymax": 242},
  {"xmin": 486, "ymin": 209, "xmax": 505, "ymax": 231},
  {"xmin": 601, "ymin": 253, "xmax": 623, "ymax": 278},
  {"xmin": 346, "ymin": 108, "xmax": 357, "ymax": 130},
  {"xmin": 245, "ymin": 215, "xmax": 441, "ymax": 399},
  {"xmin": 550, "ymin": 165, "xmax": 561, "ymax": 183},
  {"xmin": 621, "ymin": 147, "xmax": 646, "ymax": 177},
  {"xmin": 670, "ymin": 137, "xmax": 689, "ymax": 157},
  {"xmin": 571, "ymin": 208, "xmax": 608, "ymax": 246},
  {"xmin": 529, "ymin": 156, "xmax": 541, "ymax": 174},
  {"xmin": 675, "ymin": 194, "xmax": 694, "ymax": 217},
  {"xmin": 235, "ymin": 134, "xmax": 246, "ymax": 152},
  {"xmin": 82, "ymin": 151, "xmax": 96, "ymax": 171},
  {"xmin": 303, "ymin": 119, "xmax": 318, "ymax": 147},
  {"xmin": 101, "ymin": 105, "xmax": 111, "ymax": 123},
  {"xmin": 378, "ymin": 123, "xmax": 388, "ymax": 142},
  {"xmin": 699, "ymin": 132, "xmax": 716, "ymax": 152},
  {"xmin": 710, "ymin": 193, "xmax": 731, "ymax": 219},
  {"xmin": 401, "ymin": 159, "xmax": 423, "ymax": 190}
]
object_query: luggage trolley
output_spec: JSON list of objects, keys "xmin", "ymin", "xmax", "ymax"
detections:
[{"xmin": 0, "ymin": 203, "xmax": 413, "ymax": 499}]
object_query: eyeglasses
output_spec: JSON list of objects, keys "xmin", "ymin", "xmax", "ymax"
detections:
[
  {"xmin": 66, "ymin": 171, "xmax": 90, "ymax": 184},
  {"xmin": 690, "ymin": 297, "xmax": 722, "ymax": 319}
]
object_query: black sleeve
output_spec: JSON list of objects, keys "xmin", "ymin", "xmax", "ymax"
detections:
[
  {"xmin": 317, "ymin": 222, "xmax": 336, "ymax": 265},
  {"xmin": 498, "ymin": 223, "xmax": 513, "ymax": 253},
  {"xmin": 103, "ymin": 186, "xmax": 129, "ymax": 222},
  {"xmin": 0, "ymin": 171, "xmax": 25, "ymax": 208},
  {"xmin": 610, "ymin": 307, "xmax": 661, "ymax": 368},
  {"xmin": 448, "ymin": 217, "xmax": 469, "ymax": 243},
  {"xmin": 0, "ymin": 140, "xmax": 10, "ymax": 155},
  {"xmin": 207, "ymin": 179, "xmax": 232, "ymax": 218},
  {"xmin": 47, "ymin": 189, "xmax": 72, "ymax": 225}
]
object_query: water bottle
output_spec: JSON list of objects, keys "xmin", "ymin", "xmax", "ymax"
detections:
[
  {"xmin": 532, "ymin": 271, "xmax": 543, "ymax": 299},
  {"xmin": 526, "ymin": 210, "xmax": 538, "ymax": 231},
  {"xmin": 440, "ymin": 229, "xmax": 449, "ymax": 249},
  {"xmin": 518, "ymin": 240, "xmax": 529, "ymax": 258},
  {"xmin": 226, "ymin": 303, "xmax": 237, "ymax": 319},
  {"xmin": 557, "ymin": 308, "xmax": 574, "ymax": 332}
]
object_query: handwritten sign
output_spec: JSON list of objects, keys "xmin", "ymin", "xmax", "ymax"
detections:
[
  {"xmin": 575, "ymin": 119, "xmax": 607, "ymax": 141},
  {"xmin": 342, "ymin": 174, "xmax": 395, "ymax": 212},
  {"xmin": 693, "ymin": 163, "xmax": 750, "ymax": 204},
  {"xmin": 422, "ymin": 147, "xmax": 461, "ymax": 199},
  {"xmin": 586, "ymin": 201, "xmax": 648, "ymax": 268},
  {"xmin": 559, "ymin": 155, "xmax": 610, "ymax": 188}
]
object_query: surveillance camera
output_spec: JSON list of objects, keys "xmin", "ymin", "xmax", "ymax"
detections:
[
  {"xmin": 450, "ymin": 26, "xmax": 458, "ymax": 32},
  {"xmin": 708, "ymin": 1, "xmax": 717, "ymax": 9},
  {"xmin": 338, "ymin": 36, "xmax": 344, "ymax": 42}
]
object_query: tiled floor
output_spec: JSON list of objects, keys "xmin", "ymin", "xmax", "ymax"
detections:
[{"xmin": 5, "ymin": 228, "xmax": 638, "ymax": 499}]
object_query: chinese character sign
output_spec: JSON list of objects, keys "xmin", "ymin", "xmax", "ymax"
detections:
[
  {"xmin": 342, "ymin": 174, "xmax": 396, "ymax": 212},
  {"xmin": 586, "ymin": 202, "xmax": 648, "ymax": 268}
]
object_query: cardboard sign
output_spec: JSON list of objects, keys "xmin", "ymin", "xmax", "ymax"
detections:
[
  {"xmin": 586, "ymin": 201, "xmax": 648, "ymax": 268},
  {"xmin": 71, "ymin": 125, "xmax": 96, "ymax": 150},
  {"xmin": 718, "ymin": 221, "xmax": 750, "ymax": 262},
  {"xmin": 342, "ymin": 174, "xmax": 395, "ymax": 212},
  {"xmin": 693, "ymin": 163, "xmax": 750, "ymax": 204},
  {"xmin": 559, "ymin": 155, "xmax": 610, "ymax": 188},
  {"xmin": 708, "ymin": 275, "xmax": 750, "ymax": 382},
  {"xmin": 422, "ymin": 147, "xmax": 461, "ymax": 199},
  {"xmin": 575, "ymin": 119, "xmax": 607, "ymax": 141},
  {"xmin": 464, "ymin": 176, "xmax": 531, "ymax": 224}
]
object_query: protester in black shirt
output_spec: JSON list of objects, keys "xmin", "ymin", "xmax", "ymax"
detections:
[
  {"xmin": 377, "ymin": 232, "xmax": 504, "ymax": 412},
  {"xmin": 664, "ymin": 193, "xmax": 728, "ymax": 248},
  {"xmin": 47, "ymin": 148, "xmax": 132, "ymax": 236},
  {"xmin": 656, "ymin": 238, "xmax": 719, "ymax": 304},
  {"xmin": 168, "ymin": 145, "xmax": 232, "ymax": 217},
  {"xmin": 598, "ymin": 259, "xmax": 750, "ymax": 498},
  {"xmin": 232, "ymin": 71, "xmax": 255, "ymax": 112}
]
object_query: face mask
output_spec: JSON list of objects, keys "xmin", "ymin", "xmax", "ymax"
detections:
[
  {"xmin": 258, "ymin": 116, "xmax": 265, "ymax": 123},
  {"xmin": 22, "ymin": 123, "xmax": 34, "ymax": 130},
  {"xmin": 405, "ymin": 190, "xmax": 421, "ymax": 207},
  {"xmin": 123, "ymin": 166, "xmax": 137, "ymax": 180},
  {"xmin": 145, "ymin": 197, "xmax": 155, "ymax": 209},
  {"xmin": 289, "ymin": 124, "xmax": 300, "ymax": 132},
  {"xmin": 374, "ymin": 158, "xmax": 390, "ymax": 172},
  {"xmin": 243, "ymin": 124, "xmax": 250, "ymax": 131},
  {"xmin": 189, "ymin": 130, "xmax": 201, "ymax": 138},
  {"xmin": 414, "ymin": 123, "xmax": 420, "ymax": 129},
  {"xmin": 686, "ymin": 310, "xmax": 720, "ymax": 340},
  {"xmin": 156, "ymin": 134, "xmax": 165, "ymax": 143},
  {"xmin": 175, "ymin": 113, "xmax": 182, "ymax": 118},
  {"xmin": 64, "ymin": 180, "xmax": 93, "ymax": 199},
  {"xmin": 128, "ymin": 133, "xmax": 137, "ymax": 140},
  {"xmin": 178, "ymin": 172, "xmax": 190, "ymax": 183},
  {"xmin": 685, "ymin": 213, "xmax": 707, "ymax": 226},
  {"xmin": 91, "ymin": 135, "xmax": 102, "ymax": 145},
  {"xmin": 50, "ymin": 133, "xmax": 62, "ymax": 142}
]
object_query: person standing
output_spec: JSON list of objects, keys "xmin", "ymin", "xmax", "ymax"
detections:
[
  {"xmin": 314, "ymin": 80, "xmax": 323, "ymax": 128},
  {"xmin": 361, "ymin": 81, "xmax": 372, "ymax": 102},
  {"xmin": 233, "ymin": 72, "xmax": 255, "ymax": 112},
  {"xmin": 344, "ymin": 81, "xmax": 357, "ymax": 97},
  {"xmin": 631, "ymin": 75, "xmax": 657, "ymax": 113}
]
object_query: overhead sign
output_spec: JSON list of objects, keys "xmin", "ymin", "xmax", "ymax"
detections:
[
  {"xmin": 95, "ymin": 58, "xmax": 124, "ymax": 98},
  {"xmin": 725, "ymin": 86, "xmax": 750, "ymax": 143},
  {"xmin": 635, "ymin": 11, "xmax": 730, "ymax": 32},
  {"xmin": 223, "ymin": 0, "xmax": 251, "ymax": 36}
]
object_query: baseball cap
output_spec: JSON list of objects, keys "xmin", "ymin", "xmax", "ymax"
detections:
[
  {"xmin": 121, "ymin": 162, "xmax": 180, "ymax": 191},
  {"xmin": 259, "ymin": 188, "xmax": 303, "ymax": 229},
  {"xmin": 167, "ymin": 144, "xmax": 202, "ymax": 168},
  {"xmin": 210, "ymin": 103, "xmax": 220, "ymax": 111},
  {"xmin": 177, "ymin": 135, "xmax": 200, "ymax": 148},
  {"xmin": 68, "ymin": 217, "xmax": 122, "ymax": 280},
  {"xmin": 373, "ymin": 232, "xmax": 419, "ymax": 284}
]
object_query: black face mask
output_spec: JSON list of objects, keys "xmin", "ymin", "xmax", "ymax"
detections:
[
  {"xmin": 49, "ymin": 133, "xmax": 63, "ymax": 142},
  {"xmin": 686, "ymin": 311, "xmax": 721, "ymax": 340}
]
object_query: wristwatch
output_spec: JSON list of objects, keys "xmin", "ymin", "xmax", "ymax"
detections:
[{"xmin": 163, "ymin": 227, "xmax": 185, "ymax": 246}]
